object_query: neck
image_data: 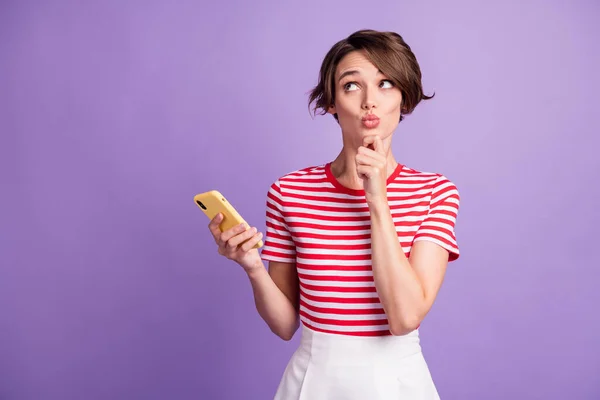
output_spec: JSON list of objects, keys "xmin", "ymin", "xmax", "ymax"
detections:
[{"xmin": 330, "ymin": 135, "xmax": 398, "ymax": 190}]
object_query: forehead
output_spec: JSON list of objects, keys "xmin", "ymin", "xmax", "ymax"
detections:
[{"xmin": 335, "ymin": 50, "xmax": 378, "ymax": 78}]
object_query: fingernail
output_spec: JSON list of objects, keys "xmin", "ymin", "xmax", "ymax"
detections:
[{"xmin": 251, "ymin": 227, "xmax": 257, "ymax": 234}]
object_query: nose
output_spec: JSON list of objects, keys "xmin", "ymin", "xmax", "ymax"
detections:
[
  {"xmin": 362, "ymin": 86, "xmax": 377, "ymax": 110},
  {"xmin": 362, "ymin": 100, "xmax": 376, "ymax": 110}
]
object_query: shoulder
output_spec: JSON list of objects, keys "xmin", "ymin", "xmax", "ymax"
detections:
[
  {"xmin": 278, "ymin": 164, "xmax": 327, "ymax": 181},
  {"xmin": 265, "ymin": 164, "xmax": 326, "ymax": 212},
  {"xmin": 399, "ymin": 165, "xmax": 459, "ymax": 198},
  {"xmin": 268, "ymin": 164, "xmax": 327, "ymax": 190}
]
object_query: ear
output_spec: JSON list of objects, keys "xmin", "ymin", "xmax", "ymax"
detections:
[{"xmin": 326, "ymin": 104, "xmax": 337, "ymax": 115}]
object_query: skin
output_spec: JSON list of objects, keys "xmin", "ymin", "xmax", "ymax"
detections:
[{"xmin": 207, "ymin": 50, "xmax": 450, "ymax": 339}]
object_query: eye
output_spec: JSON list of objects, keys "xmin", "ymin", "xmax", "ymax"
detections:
[
  {"xmin": 380, "ymin": 80, "xmax": 394, "ymax": 89},
  {"xmin": 343, "ymin": 82, "xmax": 359, "ymax": 91}
]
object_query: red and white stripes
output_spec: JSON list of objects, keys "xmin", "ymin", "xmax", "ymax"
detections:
[{"xmin": 261, "ymin": 163, "xmax": 460, "ymax": 336}]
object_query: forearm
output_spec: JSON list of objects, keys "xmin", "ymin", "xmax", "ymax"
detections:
[
  {"xmin": 246, "ymin": 266, "xmax": 299, "ymax": 340},
  {"xmin": 369, "ymin": 201, "xmax": 426, "ymax": 335}
]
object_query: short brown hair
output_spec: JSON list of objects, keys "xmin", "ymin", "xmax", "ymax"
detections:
[{"xmin": 308, "ymin": 29, "xmax": 434, "ymax": 122}]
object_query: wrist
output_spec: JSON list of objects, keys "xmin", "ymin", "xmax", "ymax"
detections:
[
  {"xmin": 367, "ymin": 197, "xmax": 389, "ymax": 212},
  {"xmin": 245, "ymin": 262, "xmax": 267, "ymax": 279}
]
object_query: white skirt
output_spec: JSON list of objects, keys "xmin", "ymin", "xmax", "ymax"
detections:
[{"xmin": 273, "ymin": 324, "xmax": 440, "ymax": 400}]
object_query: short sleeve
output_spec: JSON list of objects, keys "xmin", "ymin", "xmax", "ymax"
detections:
[
  {"xmin": 260, "ymin": 180, "xmax": 297, "ymax": 263},
  {"xmin": 413, "ymin": 175, "xmax": 460, "ymax": 261}
]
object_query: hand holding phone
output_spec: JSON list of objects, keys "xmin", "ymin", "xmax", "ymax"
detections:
[{"xmin": 194, "ymin": 190, "xmax": 264, "ymax": 271}]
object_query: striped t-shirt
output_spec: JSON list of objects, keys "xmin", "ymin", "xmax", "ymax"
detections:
[{"xmin": 260, "ymin": 162, "xmax": 460, "ymax": 337}]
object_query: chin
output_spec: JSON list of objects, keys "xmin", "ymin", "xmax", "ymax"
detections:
[
  {"xmin": 341, "ymin": 122, "xmax": 391, "ymax": 141},
  {"xmin": 361, "ymin": 127, "xmax": 391, "ymax": 138}
]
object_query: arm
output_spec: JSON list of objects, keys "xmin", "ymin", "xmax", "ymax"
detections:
[
  {"xmin": 254, "ymin": 179, "xmax": 301, "ymax": 340},
  {"xmin": 370, "ymin": 204, "xmax": 449, "ymax": 335},
  {"xmin": 246, "ymin": 261, "xmax": 300, "ymax": 341},
  {"xmin": 356, "ymin": 135, "xmax": 458, "ymax": 336},
  {"xmin": 207, "ymin": 214, "xmax": 300, "ymax": 341}
]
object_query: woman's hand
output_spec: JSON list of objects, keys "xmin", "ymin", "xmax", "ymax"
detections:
[
  {"xmin": 356, "ymin": 135, "xmax": 388, "ymax": 206},
  {"xmin": 208, "ymin": 213, "xmax": 264, "ymax": 273}
]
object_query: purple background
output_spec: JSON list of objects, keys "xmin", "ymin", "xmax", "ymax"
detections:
[{"xmin": 1, "ymin": 0, "xmax": 599, "ymax": 399}]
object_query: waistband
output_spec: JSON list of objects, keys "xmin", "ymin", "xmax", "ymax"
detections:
[{"xmin": 298, "ymin": 323, "xmax": 422, "ymax": 365}]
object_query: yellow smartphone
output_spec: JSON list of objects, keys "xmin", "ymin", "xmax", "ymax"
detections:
[{"xmin": 194, "ymin": 190, "xmax": 263, "ymax": 249}]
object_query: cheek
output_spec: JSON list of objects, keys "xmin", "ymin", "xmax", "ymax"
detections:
[
  {"xmin": 382, "ymin": 102, "xmax": 401, "ymax": 117},
  {"xmin": 386, "ymin": 91, "xmax": 402, "ymax": 107},
  {"xmin": 334, "ymin": 100, "xmax": 356, "ymax": 120},
  {"xmin": 385, "ymin": 97, "xmax": 403, "ymax": 116}
]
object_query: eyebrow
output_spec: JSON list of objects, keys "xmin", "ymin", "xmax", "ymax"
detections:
[
  {"xmin": 338, "ymin": 70, "xmax": 359, "ymax": 82},
  {"xmin": 337, "ymin": 69, "xmax": 384, "ymax": 82}
]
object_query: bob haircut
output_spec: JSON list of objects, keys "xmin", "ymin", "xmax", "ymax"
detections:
[{"xmin": 308, "ymin": 29, "xmax": 433, "ymax": 122}]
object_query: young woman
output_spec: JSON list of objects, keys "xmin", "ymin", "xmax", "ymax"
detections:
[{"xmin": 207, "ymin": 29, "xmax": 460, "ymax": 400}]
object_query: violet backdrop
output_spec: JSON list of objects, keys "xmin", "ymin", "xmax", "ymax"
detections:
[{"xmin": 1, "ymin": 0, "xmax": 599, "ymax": 399}]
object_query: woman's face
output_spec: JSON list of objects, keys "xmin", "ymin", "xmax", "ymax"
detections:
[{"xmin": 328, "ymin": 50, "xmax": 403, "ymax": 144}]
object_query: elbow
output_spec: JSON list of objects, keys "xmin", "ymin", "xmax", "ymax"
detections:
[
  {"xmin": 273, "ymin": 319, "xmax": 299, "ymax": 341},
  {"xmin": 271, "ymin": 327, "xmax": 295, "ymax": 341},
  {"xmin": 388, "ymin": 314, "xmax": 422, "ymax": 336},
  {"xmin": 278, "ymin": 332, "xmax": 294, "ymax": 341}
]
